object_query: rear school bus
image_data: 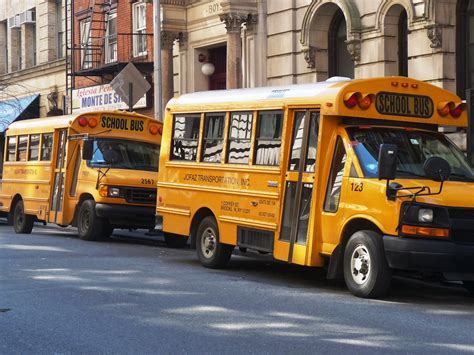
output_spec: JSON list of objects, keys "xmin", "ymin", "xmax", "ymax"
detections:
[
  {"xmin": 157, "ymin": 77, "xmax": 474, "ymax": 298},
  {"xmin": 0, "ymin": 111, "xmax": 162, "ymax": 240}
]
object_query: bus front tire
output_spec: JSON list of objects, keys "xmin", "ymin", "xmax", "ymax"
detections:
[
  {"xmin": 163, "ymin": 233, "xmax": 188, "ymax": 248},
  {"xmin": 196, "ymin": 216, "xmax": 233, "ymax": 269},
  {"xmin": 343, "ymin": 230, "xmax": 392, "ymax": 298},
  {"xmin": 13, "ymin": 200, "xmax": 34, "ymax": 234},
  {"xmin": 77, "ymin": 200, "xmax": 104, "ymax": 241}
]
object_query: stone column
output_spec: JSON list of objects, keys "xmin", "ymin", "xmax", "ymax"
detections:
[
  {"xmin": 22, "ymin": 24, "xmax": 36, "ymax": 69},
  {"xmin": 161, "ymin": 31, "xmax": 178, "ymax": 111},
  {"xmin": 0, "ymin": 22, "xmax": 7, "ymax": 74},
  {"xmin": 8, "ymin": 28, "xmax": 20, "ymax": 72},
  {"xmin": 220, "ymin": 13, "xmax": 248, "ymax": 89}
]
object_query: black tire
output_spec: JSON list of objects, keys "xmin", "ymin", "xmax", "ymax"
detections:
[
  {"xmin": 196, "ymin": 216, "xmax": 233, "ymax": 269},
  {"xmin": 163, "ymin": 233, "xmax": 188, "ymax": 248},
  {"xmin": 77, "ymin": 200, "xmax": 104, "ymax": 241},
  {"xmin": 343, "ymin": 230, "xmax": 392, "ymax": 298},
  {"xmin": 463, "ymin": 281, "xmax": 474, "ymax": 295},
  {"xmin": 13, "ymin": 200, "xmax": 34, "ymax": 234}
]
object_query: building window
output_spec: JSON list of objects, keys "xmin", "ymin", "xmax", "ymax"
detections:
[
  {"xmin": 398, "ymin": 10, "xmax": 408, "ymax": 76},
  {"xmin": 105, "ymin": 11, "xmax": 117, "ymax": 63},
  {"xmin": 56, "ymin": 0, "xmax": 64, "ymax": 59},
  {"xmin": 328, "ymin": 9, "xmax": 353, "ymax": 78},
  {"xmin": 457, "ymin": 0, "xmax": 474, "ymax": 98},
  {"xmin": 80, "ymin": 18, "xmax": 92, "ymax": 69},
  {"xmin": 133, "ymin": 2, "xmax": 147, "ymax": 57}
]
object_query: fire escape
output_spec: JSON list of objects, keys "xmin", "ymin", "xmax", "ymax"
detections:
[{"xmin": 65, "ymin": 0, "xmax": 153, "ymax": 114}]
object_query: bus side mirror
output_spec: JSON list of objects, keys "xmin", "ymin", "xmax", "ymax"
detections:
[
  {"xmin": 378, "ymin": 144, "xmax": 398, "ymax": 180},
  {"xmin": 423, "ymin": 156, "xmax": 451, "ymax": 182},
  {"xmin": 82, "ymin": 140, "xmax": 93, "ymax": 161}
]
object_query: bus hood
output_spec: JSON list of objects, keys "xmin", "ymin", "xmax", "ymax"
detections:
[
  {"xmin": 392, "ymin": 179, "xmax": 474, "ymax": 208},
  {"xmin": 96, "ymin": 168, "xmax": 157, "ymax": 188}
]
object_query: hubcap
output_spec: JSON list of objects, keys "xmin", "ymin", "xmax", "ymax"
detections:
[
  {"xmin": 16, "ymin": 206, "xmax": 24, "ymax": 227},
  {"xmin": 201, "ymin": 227, "xmax": 216, "ymax": 259},
  {"xmin": 81, "ymin": 210, "xmax": 91, "ymax": 232},
  {"xmin": 350, "ymin": 245, "xmax": 371, "ymax": 285}
]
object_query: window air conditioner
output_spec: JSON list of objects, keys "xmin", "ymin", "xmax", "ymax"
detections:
[
  {"xmin": 19, "ymin": 10, "xmax": 36, "ymax": 24},
  {"xmin": 8, "ymin": 15, "xmax": 20, "ymax": 28}
]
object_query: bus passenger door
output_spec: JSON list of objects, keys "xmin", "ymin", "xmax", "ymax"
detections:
[
  {"xmin": 49, "ymin": 129, "xmax": 67, "ymax": 225},
  {"xmin": 277, "ymin": 110, "xmax": 319, "ymax": 265}
]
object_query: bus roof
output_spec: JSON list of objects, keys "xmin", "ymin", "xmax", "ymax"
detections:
[
  {"xmin": 169, "ymin": 78, "xmax": 349, "ymax": 106},
  {"xmin": 6, "ymin": 110, "xmax": 153, "ymax": 135}
]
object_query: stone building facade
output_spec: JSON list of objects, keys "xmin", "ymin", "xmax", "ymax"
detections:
[
  {"xmin": 0, "ymin": 0, "xmax": 66, "ymax": 120},
  {"xmin": 161, "ymin": 0, "xmax": 472, "ymax": 105}
]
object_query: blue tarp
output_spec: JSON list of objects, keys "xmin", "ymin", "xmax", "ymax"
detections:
[{"xmin": 0, "ymin": 94, "xmax": 39, "ymax": 132}]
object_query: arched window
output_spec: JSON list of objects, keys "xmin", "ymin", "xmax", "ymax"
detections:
[
  {"xmin": 398, "ymin": 10, "xmax": 408, "ymax": 76},
  {"xmin": 328, "ymin": 9, "xmax": 354, "ymax": 78},
  {"xmin": 457, "ymin": 0, "xmax": 474, "ymax": 98}
]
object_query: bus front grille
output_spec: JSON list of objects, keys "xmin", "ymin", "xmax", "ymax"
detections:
[
  {"xmin": 123, "ymin": 187, "xmax": 156, "ymax": 205},
  {"xmin": 448, "ymin": 208, "xmax": 474, "ymax": 244}
]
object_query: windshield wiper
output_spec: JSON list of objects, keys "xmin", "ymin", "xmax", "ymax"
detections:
[
  {"xmin": 395, "ymin": 170, "xmax": 426, "ymax": 178},
  {"xmin": 449, "ymin": 173, "xmax": 474, "ymax": 182}
]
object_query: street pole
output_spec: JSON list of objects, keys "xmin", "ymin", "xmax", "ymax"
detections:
[{"xmin": 153, "ymin": 0, "xmax": 163, "ymax": 122}]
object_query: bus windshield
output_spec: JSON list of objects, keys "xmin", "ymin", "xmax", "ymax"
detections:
[
  {"xmin": 347, "ymin": 127, "xmax": 474, "ymax": 181},
  {"xmin": 88, "ymin": 138, "xmax": 160, "ymax": 172}
]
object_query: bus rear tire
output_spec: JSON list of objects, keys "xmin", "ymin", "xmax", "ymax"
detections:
[
  {"xmin": 196, "ymin": 216, "xmax": 233, "ymax": 269},
  {"xmin": 343, "ymin": 230, "xmax": 391, "ymax": 298},
  {"xmin": 13, "ymin": 200, "xmax": 34, "ymax": 234},
  {"xmin": 163, "ymin": 233, "xmax": 188, "ymax": 248},
  {"xmin": 77, "ymin": 200, "xmax": 104, "ymax": 241}
]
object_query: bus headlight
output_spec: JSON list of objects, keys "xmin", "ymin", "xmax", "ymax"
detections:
[
  {"xmin": 418, "ymin": 208, "xmax": 434, "ymax": 223},
  {"xmin": 108, "ymin": 187, "xmax": 122, "ymax": 197}
]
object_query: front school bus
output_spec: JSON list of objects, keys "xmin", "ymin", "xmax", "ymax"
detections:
[
  {"xmin": 0, "ymin": 111, "xmax": 162, "ymax": 240},
  {"xmin": 157, "ymin": 77, "xmax": 474, "ymax": 298}
]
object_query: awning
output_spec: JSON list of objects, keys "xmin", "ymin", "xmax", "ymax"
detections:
[{"xmin": 0, "ymin": 94, "xmax": 40, "ymax": 132}]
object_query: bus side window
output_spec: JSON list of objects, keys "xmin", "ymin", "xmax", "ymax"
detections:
[
  {"xmin": 6, "ymin": 136, "xmax": 17, "ymax": 162},
  {"xmin": 41, "ymin": 133, "xmax": 53, "ymax": 161},
  {"xmin": 227, "ymin": 111, "xmax": 253, "ymax": 164},
  {"xmin": 201, "ymin": 113, "xmax": 225, "ymax": 163},
  {"xmin": 16, "ymin": 135, "xmax": 28, "ymax": 162},
  {"xmin": 254, "ymin": 110, "xmax": 283, "ymax": 166},
  {"xmin": 171, "ymin": 114, "xmax": 201, "ymax": 161},
  {"xmin": 324, "ymin": 137, "xmax": 347, "ymax": 212},
  {"xmin": 28, "ymin": 134, "xmax": 40, "ymax": 161}
]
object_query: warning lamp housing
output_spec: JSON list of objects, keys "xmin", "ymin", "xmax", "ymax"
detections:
[
  {"xmin": 437, "ymin": 101, "xmax": 465, "ymax": 118},
  {"xmin": 78, "ymin": 116, "xmax": 88, "ymax": 127},
  {"xmin": 343, "ymin": 92, "xmax": 374, "ymax": 110}
]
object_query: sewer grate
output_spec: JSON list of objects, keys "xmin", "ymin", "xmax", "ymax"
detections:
[{"xmin": 0, "ymin": 308, "xmax": 11, "ymax": 313}]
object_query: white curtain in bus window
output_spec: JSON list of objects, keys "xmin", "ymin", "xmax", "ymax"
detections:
[
  {"xmin": 254, "ymin": 111, "xmax": 283, "ymax": 166},
  {"xmin": 28, "ymin": 134, "xmax": 40, "ymax": 161},
  {"xmin": 227, "ymin": 112, "xmax": 253, "ymax": 164},
  {"xmin": 171, "ymin": 115, "xmax": 201, "ymax": 161},
  {"xmin": 289, "ymin": 112, "xmax": 305, "ymax": 171},
  {"xmin": 16, "ymin": 135, "xmax": 28, "ymax": 162},
  {"xmin": 6, "ymin": 136, "xmax": 16, "ymax": 161},
  {"xmin": 324, "ymin": 137, "xmax": 347, "ymax": 212},
  {"xmin": 201, "ymin": 113, "xmax": 225, "ymax": 163}
]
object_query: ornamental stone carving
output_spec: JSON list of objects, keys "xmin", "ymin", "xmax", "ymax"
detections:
[
  {"xmin": 161, "ymin": 31, "xmax": 179, "ymax": 49},
  {"xmin": 303, "ymin": 47, "xmax": 316, "ymax": 69},
  {"xmin": 219, "ymin": 13, "xmax": 249, "ymax": 33},
  {"xmin": 346, "ymin": 39, "xmax": 361, "ymax": 63},
  {"xmin": 427, "ymin": 25, "xmax": 442, "ymax": 49}
]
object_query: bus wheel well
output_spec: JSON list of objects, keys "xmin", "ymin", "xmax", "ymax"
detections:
[
  {"xmin": 8, "ymin": 194, "xmax": 23, "ymax": 225},
  {"xmin": 189, "ymin": 208, "xmax": 215, "ymax": 249},
  {"xmin": 72, "ymin": 193, "xmax": 95, "ymax": 227},
  {"xmin": 327, "ymin": 218, "xmax": 382, "ymax": 280}
]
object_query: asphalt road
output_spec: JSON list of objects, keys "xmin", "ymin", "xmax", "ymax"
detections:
[{"xmin": 1, "ymin": 221, "xmax": 474, "ymax": 354}]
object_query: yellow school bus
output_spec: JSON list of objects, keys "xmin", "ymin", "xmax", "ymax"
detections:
[
  {"xmin": 157, "ymin": 76, "xmax": 474, "ymax": 298},
  {"xmin": 0, "ymin": 111, "xmax": 162, "ymax": 241}
]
